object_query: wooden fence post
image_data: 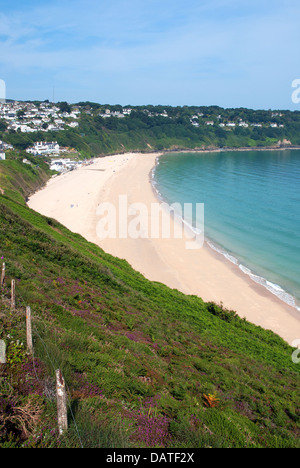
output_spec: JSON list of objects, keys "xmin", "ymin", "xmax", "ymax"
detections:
[
  {"xmin": 11, "ymin": 279, "xmax": 15, "ymax": 311},
  {"xmin": 56, "ymin": 369, "xmax": 68, "ymax": 435},
  {"xmin": 26, "ymin": 306, "xmax": 33, "ymax": 354},
  {"xmin": 0, "ymin": 340, "xmax": 6, "ymax": 365},
  {"xmin": 0, "ymin": 263, "xmax": 5, "ymax": 288}
]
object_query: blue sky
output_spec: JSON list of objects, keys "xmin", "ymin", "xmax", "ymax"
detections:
[{"xmin": 0, "ymin": 0, "xmax": 300, "ymax": 109}]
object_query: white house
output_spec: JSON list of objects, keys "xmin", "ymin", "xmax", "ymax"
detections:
[
  {"xmin": 50, "ymin": 158, "xmax": 80, "ymax": 173},
  {"xmin": 6, "ymin": 112, "xmax": 16, "ymax": 120},
  {"xmin": 26, "ymin": 141, "xmax": 60, "ymax": 156},
  {"xmin": 47, "ymin": 124, "xmax": 63, "ymax": 132},
  {"xmin": 50, "ymin": 160, "xmax": 64, "ymax": 172},
  {"xmin": 0, "ymin": 141, "xmax": 12, "ymax": 151}
]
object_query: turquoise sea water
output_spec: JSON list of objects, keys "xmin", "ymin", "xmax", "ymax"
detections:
[{"xmin": 153, "ymin": 150, "xmax": 300, "ymax": 310}]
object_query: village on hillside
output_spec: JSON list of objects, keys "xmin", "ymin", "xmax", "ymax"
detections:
[
  {"xmin": 0, "ymin": 101, "xmax": 84, "ymax": 172},
  {"xmin": 0, "ymin": 100, "xmax": 291, "ymax": 172},
  {"xmin": 0, "ymin": 100, "xmax": 287, "ymax": 133},
  {"xmin": 0, "ymin": 135, "xmax": 85, "ymax": 173},
  {"xmin": 0, "ymin": 101, "xmax": 80, "ymax": 133}
]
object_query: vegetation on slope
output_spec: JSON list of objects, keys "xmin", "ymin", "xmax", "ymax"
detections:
[
  {"xmin": 0, "ymin": 158, "xmax": 299, "ymax": 449},
  {"xmin": 0, "ymin": 156, "xmax": 51, "ymax": 204}
]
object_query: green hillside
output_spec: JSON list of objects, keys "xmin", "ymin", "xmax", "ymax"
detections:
[
  {"xmin": 0, "ymin": 158, "xmax": 51, "ymax": 205},
  {"xmin": 0, "ymin": 160, "xmax": 299, "ymax": 448},
  {"xmin": 2, "ymin": 103, "xmax": 300, "ymax": 158}
]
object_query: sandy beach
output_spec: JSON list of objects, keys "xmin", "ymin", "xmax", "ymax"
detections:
[{"xmin": 28, "ymin": 152, "xmax": 300, "ymax": 345}]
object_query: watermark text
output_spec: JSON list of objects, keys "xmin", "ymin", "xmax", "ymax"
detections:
[{"xmin": 96, "ymin": 195, "xmax": 204, "ymax": 250}]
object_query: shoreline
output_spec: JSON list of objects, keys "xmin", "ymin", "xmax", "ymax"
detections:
[
  {"xmin": 163, "ymin": 144, "xmax": 300, "ymax": 154},
  {"xmin": 151, "ymin": 155, "xmax": 300, "ymax": 313},
  {"xmin": 150, "ymin": 154, "xmax": 300, "ymax": 339},
  {"xmin": 28, "ymin": 151, "xmax": 300, "ymax": 345},
  {"xmin": 87, "ymin": 143, "xmax": 300, "ymax": 161}
]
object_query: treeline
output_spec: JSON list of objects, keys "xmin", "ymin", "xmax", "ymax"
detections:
[{"xmin": 2, "ymin": 103, "xmax": 300, "ymax": 158}]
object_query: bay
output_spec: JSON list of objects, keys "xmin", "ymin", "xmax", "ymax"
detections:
[{"xmin": 153, "ymin": 150, "xmax": 300, "ymax": 309}]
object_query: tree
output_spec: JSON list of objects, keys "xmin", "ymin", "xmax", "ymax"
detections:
[
  {"xmin": 58, "ymin": 102, "xmax": 72, "ymax": 114},
  {"xmin": 17, "ymin": 109, "xmax": 26, "ymax": 120},
  {"xmin": 0, "ymin": 120, "xmax": 7, "ymax": 132}
]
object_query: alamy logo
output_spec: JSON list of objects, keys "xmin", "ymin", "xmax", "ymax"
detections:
[
  {"xmin": 291, "ymin": 79, "xmax": 300, "ymax": 104},
  {"xmin": 96, "ymin": 195, "xmax": 204, "ymax": 250},
  {"xmin": 0, "ymin": 79, "xmax": 6, "ymax": 103},
  {"xmin": 292, "ymin": 339, "xmax": 300, "ymax": 364}
]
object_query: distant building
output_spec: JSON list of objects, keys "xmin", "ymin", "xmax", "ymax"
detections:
[
  {"xmin": 50, "ymin": 158, "xmax": 81, "ymax": 173},
  {"xmin": 26, "ymin": 141, "xmax": 60, "ymax": 156},
  {"xmin": 6, "ymin": 112, "xmax": 16, "ymax": 120},
  {"xmin": 0, "ymin": 140, "xmax": 13, "ymax": 151}
]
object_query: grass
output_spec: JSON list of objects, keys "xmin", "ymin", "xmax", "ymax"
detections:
[
  {"xmin": 0, "ymin": 161, "xmax": 299, "ymax": 448},
  {"xmin": 0, "ymin": 158, "xmax": 51, "ymax": 204}
]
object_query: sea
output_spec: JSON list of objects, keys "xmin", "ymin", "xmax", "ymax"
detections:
[{"xmin": 152, "ymin": 149, "xmax": 300, "ymax": 311}]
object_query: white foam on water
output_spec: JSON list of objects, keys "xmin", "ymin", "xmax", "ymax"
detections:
[
  {"xmin": 235, "ymin": 263, "xmax": 296, "ymax": 306},
  {"xmin": 206, "ymin": 241, "xmax": 299, "ymax": 309},
  {"xmin": 207, "ymin": 238, "xmax": 300, "ymax": 309}
]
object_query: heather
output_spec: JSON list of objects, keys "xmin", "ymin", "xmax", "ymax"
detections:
[{"xmin": 0, "ymin": 164, "xmax": 299, "ymax": 448}]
